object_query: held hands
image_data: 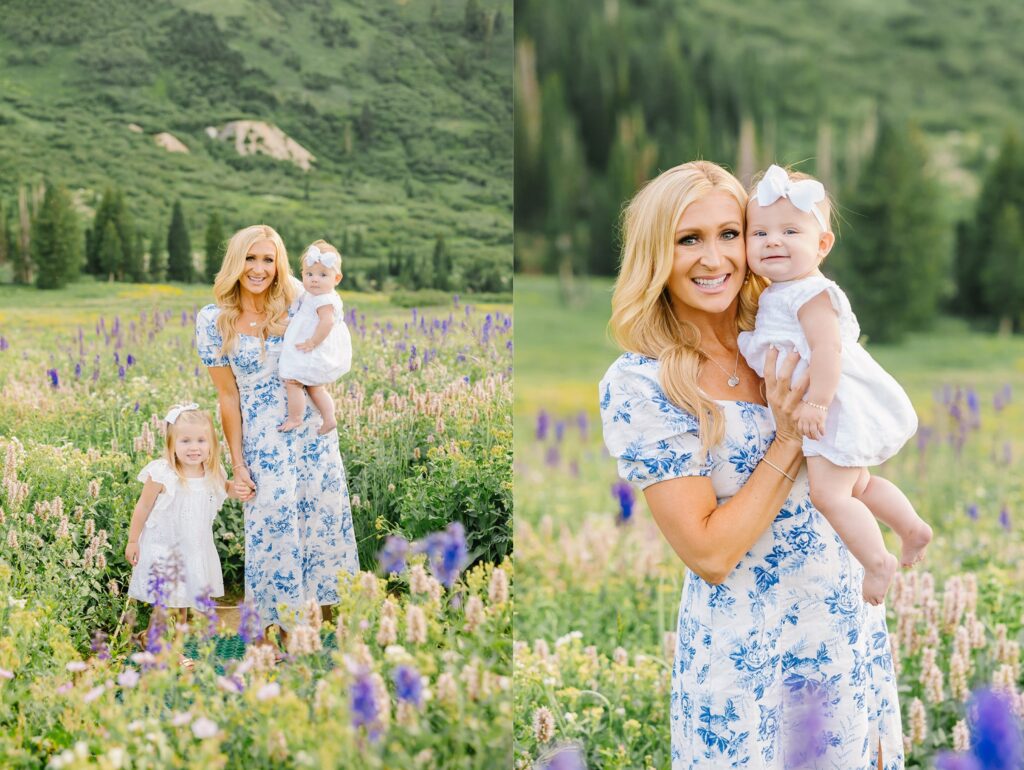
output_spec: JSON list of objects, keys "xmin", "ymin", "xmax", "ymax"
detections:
[
  {"xmin": 232, "ymin": 464, "xmax": 256, "ymax": 502},
  {"xmin": 125, "ymin": 541, "xmax": 139, "ymax": 567},
  {"xmin": 794, "ymin": 401, "xmax": 827, "ymax": 440},
  {"xmin": 295, "ymin": 338, "xmax": 317, "ymax": 353},
  {"xmin": 762, "ymin": 346, "xmax": 810, "ymax": 446}
]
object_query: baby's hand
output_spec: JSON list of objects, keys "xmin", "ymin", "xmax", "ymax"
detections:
[
  {"xmin": 125, "ymin": 541, "xmax": 139, "ymax": 567},
  {"xmin": 795, "ymin": 402, "xmax": 827, "ymax": 440},
  {"xmin": 295, "ymin": 338, "xmax": 317, "ymax": 353}
]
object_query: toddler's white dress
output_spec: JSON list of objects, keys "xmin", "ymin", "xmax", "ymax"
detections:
[
  {"xmin": 127, "ymin": 458, "xmax": 226, "ymax": 608},
  {"xmin": 737, "ymin": 275, "xmax": 917, "ymax": 467},
  {"xmin": 279, "ymin": 291, "xmax": 352, "ymax": 386}
]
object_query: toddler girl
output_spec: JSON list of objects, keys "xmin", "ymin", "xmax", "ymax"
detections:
[
  {"xmin": 278, "ymin": 240, "xmax": 353, "ymax": 434},
  {"xmin": 125, "ymin": 403, "xmax": 234, "ymax": 633},
  {"xmin": 737, "ymin": 164, "xmax": 932, "ymax": 604}
]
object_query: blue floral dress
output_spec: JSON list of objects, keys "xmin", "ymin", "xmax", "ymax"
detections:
[
  {"xmin": 600, "ymin": 353, "xmax": 903, "ymax": 770},
  {"xmin": 196, "ymin": 305, "xmax": 359, "ymax": 629}
]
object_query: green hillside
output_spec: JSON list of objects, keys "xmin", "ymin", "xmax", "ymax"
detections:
[{"xmin": 0, "ymin": 0, "xmax": 512, "ymax": 287}]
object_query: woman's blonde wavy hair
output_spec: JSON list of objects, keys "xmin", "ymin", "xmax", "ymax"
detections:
[
  {"xmin": 609, "ymin": 160, "xmax": 768, "ymax": 454},
  {"xmin": 212, "ymin": 225, "xmax": 298, "ymax": 358}
]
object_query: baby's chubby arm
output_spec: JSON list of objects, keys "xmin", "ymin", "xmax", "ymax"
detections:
[
  {"xmin": 795, "ymin": 291, "xmax": 842, "ymax": 440},
  {"xmin": 124, "ymin": 478, "xmax": 164, "ymax": 566},
  {"xmin": 296, "ymin": 305, "xmax": 336, "ymax": 353}
]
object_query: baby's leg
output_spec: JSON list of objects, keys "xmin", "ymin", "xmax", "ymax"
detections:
[
  {"xmin": 278, "ymin": 380, "xmax": 307, "ymax": 432},
  {"xmin": 855, "ymin": 472, "xmax": 932, "ymax": 567},
  {"xmin": 307, "ymin": 385, "xmax": 337, "ymax": 435},
  {"xmin": 807, "ymin": 457, "xmax": 898, "ymax": 605}
]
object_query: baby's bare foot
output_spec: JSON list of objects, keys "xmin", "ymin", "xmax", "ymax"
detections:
[
  {"xmin": 317, "ymin": 420, "xmax": 337, "ymax": 436},
  {"xmin": 278, "ymin": 418, "xmax": 302, "ymax": 432},
  {"xmin": 862, "ymin": 552, "xmax": 898, "ymax": 606},
  {"xmin": 900, "ymin": 521, "xmax": 933, "ymax": 567}
]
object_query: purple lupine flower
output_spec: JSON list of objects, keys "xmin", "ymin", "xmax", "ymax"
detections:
[
  {"xmin": 118, "ymin": 366, "xmax": 126, "ymax": 379},
  {"xmin": 612, "ymin": 481, "xmax": 635, "ymax": 524},
  {"xmin": 576, "ymin": 411, "xmax": 589, "ymax": 440},
  {"xmin": 541, "ymin": 746, "xmax": 588, "ymax": 770},
  {"xmin": 114, "ymin": 352, "xmax": 120, "ymax": 365},
  {"xmin": 536, "ymin": 410, "xmax": 550, "ymax": 441},
  {"xmin": 916, "ymin": 425, "xmax": 932, "ymax": 452},
  {"xmin": 935, "ymin": 755, "xmax": 981, "ymax": 770},
  {"xmin": 416, "ymin": 522, "xmax": 469, "ymax": 588},
  {"xmin": 967, "ymin": 504, "xmax": 979, "ymax": 521},
  {"xmin": 91, "ymin": 630, "xmax": 111, "ymax": 661},
  {"xmin": 452, "ymin": 294, "xmax": 459, "ymax": 308},
  {"xmin": 967, "ymin": 388, "xmax": 980, "ymax": 419},
  {"xmin": 74, "ymin": 362, "xmax": 82, "ymax": 378},
  {"xmin": 133, "ymin": 401, "xmax": 140, "ymax": 413},
  {"xmin": 0, "ymin": 336, "xmax": 8, "ymax": 351},
  {"xmin": 999, "ymin": 506, "xmax": 1011, "ymax": 531},
  {"xmin": 545, "ymin": 446, "xmax": 560, "ymax": 468},
  {"xmin": 126, "ymin": 354, "xmax": 135, "ymax": 367},
  {"xmin": 194, "ymin": 587, "xmax": 219, "ymax": 640},
  {"xmin": 392, "ymin": 665, "xmax": 423, "ymax": 706},
  {"xmin": 92, "ymin": 368, "xmax": 100, "ymax": 382},
  {"xmin": 238, "ymin": 600, "xmax": 264, "ymax": 645},
  {"xmin": 378, "ymin": 535, "xmax": 410, "ymax": 575},
  {"xmin": 938, "ymin": 689, "xmax": 1023, "ymax": 770},
  {"xmin": 554, "ymin": 421, "xmax": 566, "ymax": 442},
  {"xmin": 47, "ymin": 369, "xmax": 59, "ymax": 389},
  {"xmin": 350, "ymin": 667, "xmax": 380, "ymax": 740}
]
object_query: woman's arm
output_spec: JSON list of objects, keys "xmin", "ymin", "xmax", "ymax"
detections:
[
  {"xmin": 296, "ymin": 305, "xmax": 335, "ymax": 352},
  {"xmin": 793, "ymin": 291, "xmax": 842, "ymax": 440},
  {"xmin": 206, "ymin": 365, "xmax": 255, "ymax": 501},
  {"xmin": 124, "ymin": 479, "xmax": 164, "ymax": 566},
  {"xmin": 643, "ymin": 348, "xmax": 808, "ymax": 584}
]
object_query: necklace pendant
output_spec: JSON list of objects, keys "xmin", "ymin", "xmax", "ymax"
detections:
[{"xmin": 727, "ymin": 375, "xmax": 740, "ymax": 388}]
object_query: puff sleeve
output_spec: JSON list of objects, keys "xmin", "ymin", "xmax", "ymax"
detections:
[
  {"xmin": 195, "ymin": 304, "xmax": 230, "ymax": 368},
  {"xmin": 599, "ymin": 353, "xmax": 712, "ymax": 490}
]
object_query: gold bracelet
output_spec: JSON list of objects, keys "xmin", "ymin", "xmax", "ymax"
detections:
[
  {"xmin": 232, "ymin": 462, "xmax": 246, "ymax": 469},
  {"xmin": 762, "ymin": 456, "xmax": 796, "ymax": 482},
  {"xmin": 803, "ymin": 399, "xmax": 830, "ymax": 413}
]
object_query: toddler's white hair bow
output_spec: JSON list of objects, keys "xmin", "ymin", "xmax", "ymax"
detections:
[
  {"xmin": 755, "ymin": 164, "xmax": 828, "ymax": 231},
  {"xmin": 164, "ymin": 402, "xmax": 200, "ymax": 424},
  {"xmin": 304, "ymin": 245, "xmax": 340, "ymax": 272}
]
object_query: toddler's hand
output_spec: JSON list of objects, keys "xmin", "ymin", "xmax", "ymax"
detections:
[
  {"xmin": 125, "ymin": 542, "xmax": 139, "ymax": 567},
  {"xmin": 295, "ymin": 339, "xmax": 316, "ymax": 353},
  {"xmin": 795, "ymin": 402, "xmax": 827, "ymax": 440}
]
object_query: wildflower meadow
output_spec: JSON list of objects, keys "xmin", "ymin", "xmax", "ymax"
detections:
[
  {"xmin": 0, "ymin": 281, "xmax": 512, "ymax": 768},
  {"xmin": 513, "ymin": 275, "xmax": 1024, "ymax": 770}
]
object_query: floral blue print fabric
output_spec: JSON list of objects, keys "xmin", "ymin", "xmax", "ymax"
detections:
[
  {"xmin": 196, "ymin": 304, "xmax": 359, "ymax": 629},
  {"xmin": 599, "ymin": 352, "xmax": 904, "ymax": 769}
]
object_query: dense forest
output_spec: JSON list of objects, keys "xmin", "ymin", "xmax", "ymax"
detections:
[
  {"xmin": 0, "ymin": 0, "xmax": 512, "ymax": 292},
  {"xmin": 515, "ymin": 0, "xmax": 1024, "ymax": 338}
]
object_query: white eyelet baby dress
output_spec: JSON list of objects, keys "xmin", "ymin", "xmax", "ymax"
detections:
[
  {"xmin": 127, "ymin": 458, "xmax": 226, "ymax": 608},
  {"xmin": 278, "ymin": 291, "xmax": 353, "ymax": 386},
  {"xmin": 737, "ymin": 274, "xmax": 918, "ymax": 467}
]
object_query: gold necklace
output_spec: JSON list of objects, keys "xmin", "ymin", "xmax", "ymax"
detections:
[{"xmin": 701, "ymin": 347, "xmax": 741, "ymax": 387}]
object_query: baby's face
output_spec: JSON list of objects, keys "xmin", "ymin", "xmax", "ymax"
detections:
[
  {"xmin": 302, "ymin": 261, "xmax": 341, "ymax": 295},
  {"xmin": 746, "ymin": 198, "xmax": 832, "ymax": 282}
]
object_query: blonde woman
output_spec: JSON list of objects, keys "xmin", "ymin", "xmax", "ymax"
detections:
[
  {"xmin": 599, "ymin": 162, "xmax": 901, "ymax": 768},
  {"xmin": 195, "ymin": 224, "xmax": 359, "ymax": 640}
]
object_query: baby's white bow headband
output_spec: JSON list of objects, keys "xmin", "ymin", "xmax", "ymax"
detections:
[
  {"xmin": 164, "ymin": 403, "xmax": 199, "ymax": 424},
  {"xmin": 755, "ymin": 164, "xmax": 828, "ymax": 231},
  {"xmin": 304, "ymin": 245, "xmax": 340, "ymax": 272}
]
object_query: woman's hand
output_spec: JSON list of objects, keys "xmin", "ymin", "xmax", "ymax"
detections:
[
  {"xmin": 763, "ymin": 346, "xmax": 810, "ymax": 445},
  {"xmin": 125, "ymin": 541, "xmax": 139, "ymax": 566},
  {"xmin": 233, "ymin": 464, "xmax": 256, "ymax": 501}
]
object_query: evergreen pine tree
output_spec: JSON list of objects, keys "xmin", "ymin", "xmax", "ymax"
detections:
[
  {"xmin": 959, "ymin": 131, "xmax": 1024, "ymax": 319},
  {"xmin": 166, "ymin": 200, "xmax": 193, "ymax": 282},
  {"xmin": 32, "ymin": 184, "xmax": 83, "ymax": 290},
  {"xmin": 982, "ymin": 203, "xmax": 1024, "ymax": 333},
  {"xmin": 148, "ymin": 225, "xmax": 167, "ymax": 282},
  {"xmin": 98, "ymin": 220, "xmax": 122, "ymax": 280},
  {"xmin": 125, "ymin": 229, "xmax": 146, "ymax": 282},
  {"xmin": 432, "ymin": 235, "xmax": 450, "ymax": 291},
  {"xmin": 204, "ymin": 212, "xmax": 225, "ymax": 281},
  {"xmin": 834, "ymin": 121, "xmax": 947, "ymax": 343},
  {"xmin": 86, "ymin": 189, "xmax": 116, "ymax": 275}
]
